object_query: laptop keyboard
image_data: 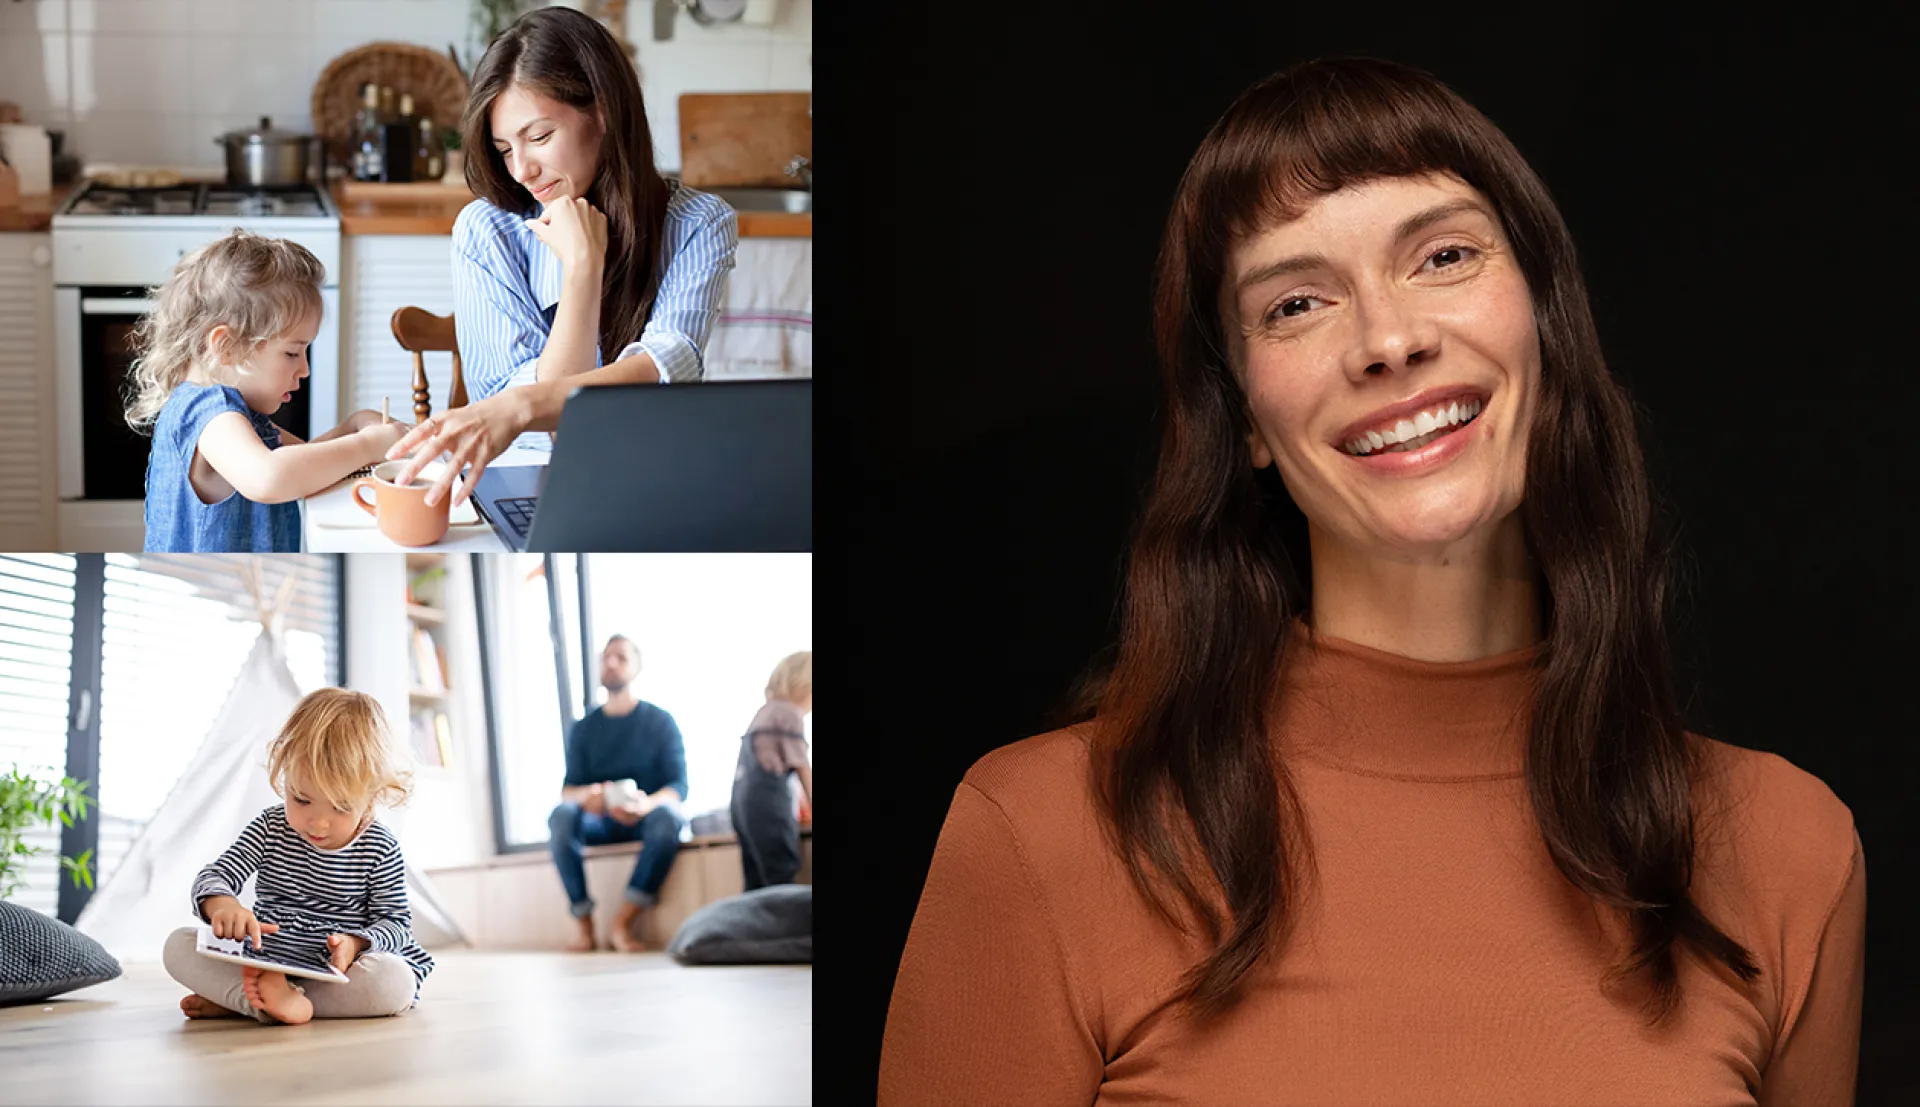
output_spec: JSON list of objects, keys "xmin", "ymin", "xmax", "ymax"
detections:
[{"xmin": 496, "ymin": 496, "xmax": 539, "ymax": 538}]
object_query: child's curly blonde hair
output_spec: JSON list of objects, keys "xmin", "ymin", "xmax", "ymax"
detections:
[
  {"xmin": 266, "ymin": 688, "xmax": 413, "ymax": 811},
  {"xmin": 766, "ymin": 651, "xmax": 812, "ymax": 705},
  {"xmin": 123, "ymin": 228, "xmax": 326, "ymax": 433}
]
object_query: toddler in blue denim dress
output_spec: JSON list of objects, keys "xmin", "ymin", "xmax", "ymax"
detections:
[{"xmin": 126, "ymin": 229, "xmax": 413, "ymax": 551}]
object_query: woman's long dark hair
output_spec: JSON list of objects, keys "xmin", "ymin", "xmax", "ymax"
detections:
[
  {"xmin": 463, "ymin": 7, "xmax": 671, "ymax": 363},
  {"xmin": 1091, "ymin": 57, "xmax": 1758, "ymax": 1022}
]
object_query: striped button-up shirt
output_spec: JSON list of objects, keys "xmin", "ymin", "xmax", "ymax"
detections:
[
  {"xmin": 192, "ymin": 805, "xmax": 435, "ymax": 990},
  {"xmin": 451, "ymin": 181, "xmax": 738, "ymax": 393}
]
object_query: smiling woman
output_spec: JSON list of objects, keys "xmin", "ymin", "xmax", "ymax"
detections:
[
  {"xmin": 385, "ymin": 5, "xmax": 740, "ymax": 508},
  {"xmin": 879, "ymin": 58, "xmax": 1865, "ymax": 1106}
]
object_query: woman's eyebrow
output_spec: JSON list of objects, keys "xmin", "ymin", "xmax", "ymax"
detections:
[
  {"xmin": 1392, "ymin": 198, "xmax": 1492, "ymax": 243},
  {"xmin": 1234, "ymin": 199, "xmax": 1496, "ymax": 295},
  {"xmin": 499, "ymin": 118, "xmax": 556, "ymax": 141}
]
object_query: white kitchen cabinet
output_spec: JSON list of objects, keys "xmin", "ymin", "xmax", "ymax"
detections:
[
  {"xmin": 0, "ymin": 233, "xmax": 58, "ymax": 551},
  {"xmin": 341, "ymin": 235, "xmax": 459, "ymax": 420}
]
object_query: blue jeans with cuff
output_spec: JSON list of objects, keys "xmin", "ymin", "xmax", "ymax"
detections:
[{"xmin": 548, "ymin": 801, "xmax": 686, "ymax": 918}]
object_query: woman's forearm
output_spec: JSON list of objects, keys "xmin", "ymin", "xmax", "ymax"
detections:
[
  {"xmin": 534, "ymin": 266, "xmax": 605, "ymax": 384},
  {"xmin": 509, "ymin": 353, "xmax": 662, "ymax": 433}
]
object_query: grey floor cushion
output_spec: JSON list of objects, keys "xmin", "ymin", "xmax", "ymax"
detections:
[
  {"xmin": 0, "ymin": 899, "xmax": 123, "ymax": 1004},
  {"xmin": 668, "ymin": 884, "xmax": 811, "ymax": 965}
]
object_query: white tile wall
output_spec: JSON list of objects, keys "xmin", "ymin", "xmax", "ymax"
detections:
[
  {"xmin": 0, "ymin": 0, "xmax": 809, "ymax": 172},
  {"xmin": 0, "ymin": 0, "xmax": 68, "ymax": 34}
]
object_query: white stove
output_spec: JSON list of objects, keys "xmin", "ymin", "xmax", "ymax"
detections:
[{"xmin": 51, "ymin": 180, "xmax": 342, "ymax": 520}]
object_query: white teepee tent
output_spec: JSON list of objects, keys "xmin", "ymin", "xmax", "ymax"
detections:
[{"xmin": 74, "ymin": 560, "xmax": 466, "ymax": 960}]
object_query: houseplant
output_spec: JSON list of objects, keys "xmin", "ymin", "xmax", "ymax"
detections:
[
  {"xmin": 0, "ymin": 765, "xmax": 121, "ymax": 1005},
  {"xmin": 0, "ymin": 765, "xmax": 95, "ymax": 901}
]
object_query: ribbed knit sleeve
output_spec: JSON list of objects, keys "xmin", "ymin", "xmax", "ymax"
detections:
[
  {"xmin": 1757, "ymin": 830, "xmax": 1865, "ymax": 1106},
  {"xmin": 878, "ymin": 781, "xmax": 1103, "ymax": 1106}
]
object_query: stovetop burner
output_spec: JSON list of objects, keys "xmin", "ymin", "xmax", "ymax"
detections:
[{"xmin": 63, "ymin": 181, "xmax": 333, "ymax": 219}]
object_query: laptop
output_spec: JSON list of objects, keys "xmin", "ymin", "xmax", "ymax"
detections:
[{"xmin": 469, "ymin": 379, "xmax": 810, "ymax": 552}]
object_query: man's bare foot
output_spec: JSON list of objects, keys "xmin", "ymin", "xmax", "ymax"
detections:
[
  {"xmin": 179, "ymin": 993, "xmax": 244, "ymax": 1019},
  {"xmin": 241, "ymin": 966, "xmax": 313, "ymax": 1025},
  {"xmin": 564, "ymin": 914, "xmax": 597, "ymax": 953},
  {"xmin": 610, "ymin": 902, "xmax": 647, "ymax": 952}
]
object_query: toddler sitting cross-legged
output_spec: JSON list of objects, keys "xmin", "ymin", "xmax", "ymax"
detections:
[{"xmin": 160, "ymin": 688, "xmax": 434, "ymax": 1024}]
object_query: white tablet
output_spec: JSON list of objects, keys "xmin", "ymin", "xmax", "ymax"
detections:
[{"xmin": 195, "ymin": 926, "xmax": 351, "ymax": 983}]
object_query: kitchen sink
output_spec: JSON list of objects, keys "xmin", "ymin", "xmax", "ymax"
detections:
[{"xmin": 709, "ymin": 188, "xmax": 811, "ymax": 214}]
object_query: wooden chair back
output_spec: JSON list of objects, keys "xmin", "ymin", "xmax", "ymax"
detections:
[{"xmin": 389, "ymin": 307, "xmax": 466, "ymax": 423}]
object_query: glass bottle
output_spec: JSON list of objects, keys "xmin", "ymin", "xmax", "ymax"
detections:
[
  {"xmin": 418, "ymin": 117, "xmax": 442, "ymax": 182},
  {"xmin": 352, "ymin": 82, "xmax": 383, "ymax": 181}
]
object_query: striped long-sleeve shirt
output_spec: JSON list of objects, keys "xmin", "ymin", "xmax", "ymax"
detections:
[
  {"xmin": 451, "ymin": 181, "xmax": 739, "ymax": 393},
  {"xmin": 191, "ymin": 805, "xmax": 435, "ymax": 990}
]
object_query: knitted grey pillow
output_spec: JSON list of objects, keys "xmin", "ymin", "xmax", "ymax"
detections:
[
  {"xmin": 0, "ymin": 900, "xmax": 123, "ymax": 1003},
  {"xmin": 668, "ymin": 884, "xmax": 811, "ymax": 964}
]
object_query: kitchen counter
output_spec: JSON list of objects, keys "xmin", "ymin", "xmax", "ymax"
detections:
[
  {"xmin": 0, "ymin": 181, "xmax": 80, "ymax": 232},
  {"xmin": 330, "ymin": 180, "xmax": 811, "ymax": 237}
]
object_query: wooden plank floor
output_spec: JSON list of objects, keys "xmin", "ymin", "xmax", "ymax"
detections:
[{"xmin": 0, "ymin": 950, "xmax": 811, "ymax": 1105}]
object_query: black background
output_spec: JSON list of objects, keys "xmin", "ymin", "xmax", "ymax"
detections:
[{"xmin": 820, "ymin": 5, "xmax": 1916, "ymax": 1102}]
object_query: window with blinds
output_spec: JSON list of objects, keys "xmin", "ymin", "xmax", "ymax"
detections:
[
  {"xmin": 92, "ymin": 555, "xmax": 342, "ymax": 900},
  {"xmin": 0, "ymin": 555, "xmax": 77, "ymax": 918}
]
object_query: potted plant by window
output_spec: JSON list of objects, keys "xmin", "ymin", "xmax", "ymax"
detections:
[
  {"xmin": 441, "ymin": 127, "xmax": 465, "ymax": 186},
  {"xmin": 0, "ymin": 766, "xmax": 120, "ymax": 1005}
]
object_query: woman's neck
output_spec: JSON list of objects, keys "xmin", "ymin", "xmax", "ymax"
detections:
[{"xmin": 1306, "ymin": 516, "xmax": 1541, "ymax": 663}]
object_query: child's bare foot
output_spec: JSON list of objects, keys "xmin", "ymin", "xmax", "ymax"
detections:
[
  {"xmin": 241, "ymin": 966, "xmax": 313, "ymax": 1025},
  {"xmin": 564, "ymin": 914, "xmax": 597, "ymax": 952},
  {"xmin": 179, "ymin": 993, "xmax": 244, "ymax": 1019}
]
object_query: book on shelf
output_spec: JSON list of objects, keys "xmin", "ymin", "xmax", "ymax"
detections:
[
  {"xmin": 411, "ymin": 627, "xmax": 446, "ymax": 694},
  {"xmin": 410, "ymin": 708, "xmax": 453, "ymax": 768}
]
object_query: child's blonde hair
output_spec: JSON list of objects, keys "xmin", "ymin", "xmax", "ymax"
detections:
[
  {"xmin": 124, "ymin": 229, "xmax": 326, "ymax": 433},
  {"xmin": 766, "ymin": 651, "xmax": 812, "ymax": 705},
  {"xmin": 266, "ymin": 688, "xmax": 412, "ymax": 811}
]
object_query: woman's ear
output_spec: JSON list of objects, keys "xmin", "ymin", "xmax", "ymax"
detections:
[{"xmin": 1248, "ymin": 430, "xmax": 1274, "ymax": 470}]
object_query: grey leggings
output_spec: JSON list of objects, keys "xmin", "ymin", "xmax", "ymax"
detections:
[{"xmin": 162, "ymin": 926, "xmax": 417, "ymax": 1022}]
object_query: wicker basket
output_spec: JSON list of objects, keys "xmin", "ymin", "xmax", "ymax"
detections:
[{"xmin": 311, "ymin": 42, "xmax": 469, "ymax": 167}]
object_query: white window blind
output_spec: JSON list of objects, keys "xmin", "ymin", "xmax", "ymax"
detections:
[
  {"xmin": 0, "ymin": 555, "xmax": 76, "ymax": 917},
  {"xmin": 93, "ymin": 554, "xmax": 342, "ymax": 897}
]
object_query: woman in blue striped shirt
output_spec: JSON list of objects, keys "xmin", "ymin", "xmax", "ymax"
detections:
[{"xmin": 388, "ymin": 6, "xmax": 738, "ymax": 506}]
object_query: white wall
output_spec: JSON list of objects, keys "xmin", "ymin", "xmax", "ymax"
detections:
[
  {"xmin": 343, "ymin": 552, "xmax": 495, "ymax": 871},
  {"xmin": 0, "ymin": 0, "xmax": 810, "ymax": 174}
]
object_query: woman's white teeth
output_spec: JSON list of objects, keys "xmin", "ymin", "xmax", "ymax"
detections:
[{"xmin": 1343, "ymin": 398, "xmax": 1482, "ymax": 455}]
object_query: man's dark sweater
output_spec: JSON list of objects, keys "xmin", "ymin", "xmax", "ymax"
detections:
[{"xmin": 563, "ymin": 700, "xmax": 689, "ymax": 803}]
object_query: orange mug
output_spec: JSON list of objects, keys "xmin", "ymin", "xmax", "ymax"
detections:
[{"xmin": 351, "ymin": 460, "xmax": 454, "ymax": 547}]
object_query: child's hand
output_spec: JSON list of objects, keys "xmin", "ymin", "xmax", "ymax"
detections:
[
  {"xmin": 357, "ymin": 420, "xmax": 411, "ymax": 463},
  {"xmin": 326, "ymin": 933, "xmax": 370, "ymax": 975},
  {"xmin": 203, "ymin": 895, "xmax": 280, "ymax": 949},
  {"xmin": 350, "ymin": 409, "xmax": 412, "ymax": 433}
]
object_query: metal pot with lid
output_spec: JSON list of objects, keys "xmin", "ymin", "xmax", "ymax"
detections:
[{"xmin": 215, "ymin": 116, "xmax": 317, "ymax": 188}]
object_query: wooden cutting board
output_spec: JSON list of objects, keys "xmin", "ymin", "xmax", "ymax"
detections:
[{"xmin": 678, "ymin": 93, "xmax": 811, "ymax": 189}]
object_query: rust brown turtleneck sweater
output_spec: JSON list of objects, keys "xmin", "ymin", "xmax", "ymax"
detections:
[{"xmin": 879, "ymin": 630, "xmax": 1864, "ymax": 1106}]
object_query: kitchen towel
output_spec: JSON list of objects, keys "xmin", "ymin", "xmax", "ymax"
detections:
[
  {"xmin": 0, "ymin": 125, "xmax": 51, "ymax": 195},
  {"xmin": 706, "ymin": 237, "xmax": 812, "ymax": 380}
]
